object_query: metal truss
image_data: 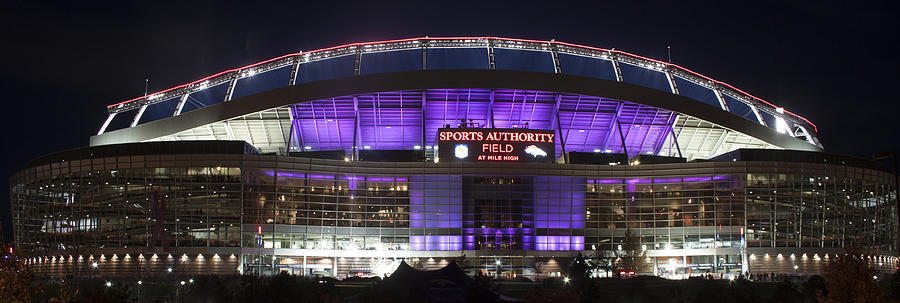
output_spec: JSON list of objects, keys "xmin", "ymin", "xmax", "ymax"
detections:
[
  {"xmin": 149, "ymin": 89, "xmax": 780, "ymax": 159},
  {"xmin": 102, "ymin": 37, "xmax": 819, "ymax": 148}
]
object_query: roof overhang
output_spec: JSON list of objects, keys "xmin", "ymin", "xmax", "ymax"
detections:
[{"xmin": 90, "ymin": 69, "xmax": 821, "ymax": 153}]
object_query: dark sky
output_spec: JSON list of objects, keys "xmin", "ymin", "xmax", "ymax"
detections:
[{"xmin": 1, "ymin": 1, "xmax": 898, "ymax": 241}]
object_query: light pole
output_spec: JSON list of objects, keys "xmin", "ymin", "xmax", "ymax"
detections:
[
  {"xmin": 137, "ymin": 280, "xmax": 142, "ymax": 302},
  {"xmin": 90, "ymin": 261, "xmax": 98, "ymax": 280}
]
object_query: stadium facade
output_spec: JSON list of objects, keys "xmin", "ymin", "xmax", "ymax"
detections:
[{"xmin": 10, "ymin": 37, "xmax": 897, "ymax": 279}]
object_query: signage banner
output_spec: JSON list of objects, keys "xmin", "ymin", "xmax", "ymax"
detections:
[{"xmin": 437, "ymin": 128, "xmax": 555, "ymax": 163}]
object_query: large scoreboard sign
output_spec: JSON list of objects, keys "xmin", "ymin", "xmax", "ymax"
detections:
[{"xmin": 437, "ymin": 128, "xmax": 555, "ymax": 163}]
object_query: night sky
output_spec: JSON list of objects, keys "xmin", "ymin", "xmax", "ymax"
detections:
[{"xmin": 1, "ymin": 1, "xmax": 898, "ymax": 241}]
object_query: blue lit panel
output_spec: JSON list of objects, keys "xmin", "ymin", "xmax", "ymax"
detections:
[
  {"xmin": 138, "ymin": 97, "xmax": 179, "ymax": 124},
  {"xmin": 360, "ymin": 49, "xmax": 422, "ymax": 75},
  {"xmin": 674, "ymin": 77, "xmax": 720, "ymax": 109},
  {"xmin": 723, "ymin": 95, "xmax": 758, "ymax": 122},
  {"xmin": 493, "ymin": 48, "xmax": 554, "ymax": 73},
  {"xmin": 558, "ymin": 54, "xmax": 616, "ymax": 80},
  {"xmin": 104, "ymin": 110, "xmax": 138, "ymax": 132},
  {"xmin": 297, "ymin": 55, "xmax": 355, "ymax": 84},
  {"xmin": 426, "ymin": 48, "xmax": 488, "ymax": 70},
  {"xmin": 180, "ymin": 83, "xmax": 229, "ymax": 114},
  {"xmin": 232, "ymin": 66, "xmax": 292, "ymax": 100},
  {"xmin": 620, "ymin": 63, "xmax": 670, "ymax": 92},
  {"xmin": 758, "ymin": 110, "xmax": 778, "ymax": 129}
]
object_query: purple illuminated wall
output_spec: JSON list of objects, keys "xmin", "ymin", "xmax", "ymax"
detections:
[
  {"xmin": 535, "ymin": 236, "xmax": 585, "ymax": 251},
  {"xmin": 289, "ymin": 89, "xmax": 676, "ymax": 158},
  {"xmin": 410, "ymin": 235, "xmax": 463, "ymax": 251},
  {"xmin": 533, "ymin": 176, "xmax": 586, "ymax": 229}
]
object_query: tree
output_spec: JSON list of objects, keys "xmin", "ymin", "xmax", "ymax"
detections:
[
  {"xmin": 771, "ymin": 277, "xmax": 801, "ymax": 303},
  {"xmin": 0, "ymin": 255, "xmax": 35, "ymax": 303},
  {"xmin": 568, "ymin": 253, "xmax": 590, "ymax": 280},
  {"xmin": 801, "ymin": 275, "xmax": 826, "ymax": 303},
  {"xmin": 817, "ymin": 247, "xmax": 885, "ymax": 303},
  {"xmin": 611, "ymin": 230, "xmax": 648, "ymax": 276}
]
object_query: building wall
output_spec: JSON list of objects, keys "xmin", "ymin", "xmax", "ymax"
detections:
[{"xmin": 9, "ymin": 152, "xmax": 898, "ymax": 278}]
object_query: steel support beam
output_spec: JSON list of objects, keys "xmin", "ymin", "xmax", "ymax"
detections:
[
  {"xmin": 611, "ymin": 57, "xmax": 624, "ymax": 82},
  {"xmin": 286, "ymin": 106, "xmax": 299, "ymax": 152},
  {"xmin": 551, "ymin": 94, "xmax": 567, "ymax": 162},
  {"xmin": 637, "ymin": 108, "xmax": 662, "ymax": 154},
  {"xmin": 601, "ymin": 102, "xmax": 625, "ymax": 151},
  {"xmin": 205, "ymin": 124, "xmax": 215, "ymax": 140},
  {"xmin": 172, "ymin": 94, "xmax": 190, "ymax": 117},
  {"xmin": 98, "ymin": 113, "xmax": 117, "ymax": 135},
  {"xmin": 353, "ymin": 46, "xmax": 363, "ymax": 76},
  {"xmin": 275, "ymin": 109, "xmax": 288, "ymax": 152},
  {"xmin": 224, "ymin": 77, "xmax": 238, "ymax": 102},
  {"xmin": 289, "ymin": 58, "xmax": 302, "ymax": 86},
  {"xmin": 223, "ymin": 121, "xmax": 236, "ymax": 140},
  {"xmin": 750, "ymin": 105, "xmax": 766, "ymax": 126},
  {"xmin": 713, "ymin": 89, "xmax": 730, "ymax": 111},
  {"xmin": 710, "ymin": 130, "xmax": 730, "ymax": 157},
  {"xmin": 652, "ymin": 112, "xmax": 678, "ymax": 155},
  {"xmin": 353, "ymin": 96, "xmax": 361, "ymax": 160},
  {"xmin": 665, "ymin": 71, "xmax": 679, "ymax": 94},
  {"xmin": 671, "ymin": 116, "xmax": 683, "ymax": 158},
  {"xmin": 422, "ymin": 42, "xmax": 428, "ymax": 71},
  {"xmin": 487, "ymin": 39, "xmax": 496, "ymax": 70},
  {"xmin": 616, "ymin": 118, "xmax": 628, "ymax": 157},
  {"xmin": 487, "ymin": 90, "xmax": 496, "ymax": 128},
  {"xmin": 549, "ymin": 42, "xmax": 562, "ymax": 74},
  {"xmin": 131, "ymin": 105, "xmax": 148, "ymax": 127},
  {"xmin": 331, "ymin": 98, "xmax": 344, "ymax": 148},
  {"xmin": 421, "ymin": 91, "xmax": 427, "ymax": 148}
]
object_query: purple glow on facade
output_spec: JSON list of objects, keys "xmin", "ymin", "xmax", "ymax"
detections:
[
  {"xmin": 410, "ymin": 235, "xmax": 462, "ymax": 251},
  {"xmin": 652, "ymin": 177, "xmax": 682, "ymax": 184},
  {"xmin": 534, "ymin": 176, "xmax": 585, "ymax": 229},
  {"xmin": 682, "ymin": 176, "xmax": 713, "ymax": 182},
  {"xmin": 409, "ymin": 175, "xmax": 462, "ymax": 228},
  {"xmin": 590, "ymin": 178, "xmax": 622, "ymax": 184},
  {"xmin": 289, "ymin": 89, "xmax": 677, "ymax": 158},
  {"xmin": 535, "ymin": 236, "xmax": 585, "ymax": 251},
  {"xmin": 588, "ymin": 175, "xmax": 732, "ymax": 186},
  {"xmin": 625, "ymin": 178, "xmax": 651, "ymax": 184},
  {"xmin": 255, "ymin": 172, "xmax": 737, "ymax": 251}
]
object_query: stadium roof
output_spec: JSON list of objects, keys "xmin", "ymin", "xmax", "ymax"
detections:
[{"xmin": 92, "ymin": 37, "xmax": 821, "ymax": 160}]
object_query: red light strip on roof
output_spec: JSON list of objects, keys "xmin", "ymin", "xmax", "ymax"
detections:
[{"xmin": 107, "ymin": 37, "xmax": 817, "ymax": 132}]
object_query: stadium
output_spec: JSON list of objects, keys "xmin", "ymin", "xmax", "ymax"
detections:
[{"xmin": 10, "ymin": 37, "xmax": 897, "ymax": 279}]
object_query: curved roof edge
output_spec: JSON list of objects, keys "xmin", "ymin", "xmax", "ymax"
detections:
[
  {"xmin": 103, "ymin": 37, "xmax": 817, "ymax": 133},
  {"xmin": 91, "ymin": 70, "xmax": 821, "ymax": 153}
]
